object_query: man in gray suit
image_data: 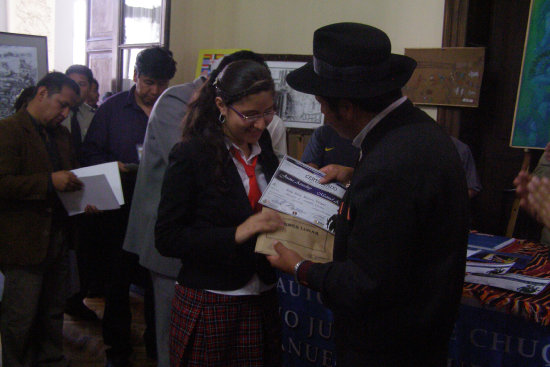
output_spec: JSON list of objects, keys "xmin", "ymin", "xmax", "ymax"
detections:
[{"xmin": 123, "ymin": 50, "xmax": 287, "ymax": 367}]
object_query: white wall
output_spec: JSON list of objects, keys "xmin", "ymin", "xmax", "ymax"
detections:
[
  {"xmin": 52, "ymin": 0, "xmax": 86, "ymax": 72},
  {"xmin": 72, "ymin": 0, "xmax": 86, "ymax": 66},
  {"xmin": 0, "ymin": 0, "xmax": 7, "ymax": 31},
  {"xmin": 4, "ymin": 0, "xmax": 86, "ymax": 73},
  {"xmin": 6, "ymin": 0, "xmax": 56, "ymax": 68},
  {"xmin": 54, "ymin": 0, "xmax": 75, "ymax": 72}
]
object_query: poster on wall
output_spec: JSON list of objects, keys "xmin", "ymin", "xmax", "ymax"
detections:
[
  {"xmin": 194, "ymin": 48, "xmax": 242, "ymax": 78},
  {"xmin": 265, "ymin": 58, "xmax": 323, "ymax": 129},
  {"xmin": 195, "ymin": 51, "xmax": 323, "ymax": 129},
  {"xmin": 510, "ymin": 0, "xmax": 550, "ymax": 149},
  {"xmin": 402, "ymin": 47, "xmax": 485, "ymax": 108},
  {"xmin": 0, "ymin": 32, "xmax": 48, "ymax": 119}
]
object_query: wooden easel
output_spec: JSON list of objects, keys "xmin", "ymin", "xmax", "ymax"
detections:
[{"xmin": 506, "ymin": 148, "xmax": 531, "ymax": 237}]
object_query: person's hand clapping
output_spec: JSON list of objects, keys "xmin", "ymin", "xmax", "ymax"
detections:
[
  {"xmin": 544, "ymin": 142, "xmax": 550, "ymax": 162},
  {"xmin": 514, "ymin": 170, "xmax": 536, "ymax": 217},
  {"xmin": 526, "ymin": 176, "xmax": 550, "ymax": 228}
]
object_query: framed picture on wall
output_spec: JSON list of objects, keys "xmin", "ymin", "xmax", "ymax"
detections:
[
  {"xmin": 510, "ymin": 0, "xmax": 550, "ymax": 149},
  {"xmin": 0, "ymin": 32, "xmax": 48, "ymax": 119},
  {"xmin": 402, "ymin": 47, "xmax": 485, "ymax": 108},
  {"xmin": 263, "ymin": 54, "xmax": 324, "ymax": 129},
  {"xmin": 195, "ymin": 48, "xmax": 243, "ymax": 78}
]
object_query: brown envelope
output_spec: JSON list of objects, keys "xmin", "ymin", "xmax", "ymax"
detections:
[{"xmin": 255, "ymin": 208, "xmax": 334, "ymax": 263}]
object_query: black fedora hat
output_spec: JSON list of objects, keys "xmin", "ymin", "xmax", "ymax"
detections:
[{"xmin": 286, "ymin": 22, "xmax": 417, "ymax": 99}]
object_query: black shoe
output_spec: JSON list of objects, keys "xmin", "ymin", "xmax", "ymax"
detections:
[{"xmin": 65, "ymin": 300, "xmax": 98, "ymax": 321}]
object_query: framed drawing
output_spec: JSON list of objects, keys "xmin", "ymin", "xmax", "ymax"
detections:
[
  {"xmin": 0, "ymin": 32, "xmax": 48, "ymax": 119},
  {"xmin": 402, "ymin": 47, "xmax": 485, "ymax": 107},
  {"xmin": 511, "ymin": 0, "xmax": 550, "ymax": 149},
  {"xmin": 263, "ymin": 54, "xmax": 323, "ymax": 129}
]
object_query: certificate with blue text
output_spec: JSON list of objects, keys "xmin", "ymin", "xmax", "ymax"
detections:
[{"xmin": 259, "ymin": 155, "xmax": 346, "ymax": 234}]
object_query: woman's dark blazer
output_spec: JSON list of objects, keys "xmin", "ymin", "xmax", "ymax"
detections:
[{"xmin": 155, "ymin": 130, "xmax": 279, "ymax": 290}]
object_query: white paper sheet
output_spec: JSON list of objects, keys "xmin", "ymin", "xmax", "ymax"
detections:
[
  {"xmin": 56, "ymin": 174, "xmax": 120, "ymax": 215},
  {"xmin": 465, "ymin": 272, "xmax": 550, "ymax": 295},
  {"xmin": 465, "ymin": 261, "xmax": 515, "ymax": 275},
  {"xmin": 71, "ymin": 161, "xmax": 124, "ymax": 205},
  {"xmin": 467, "ymin": 248, "xmax": 482, "ymax": 257},
  {"xmin": 258, "ymin": 156, "xmax": 346, "ymax": 233}
]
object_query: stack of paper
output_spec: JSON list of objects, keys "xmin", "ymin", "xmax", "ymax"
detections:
[
  {"xmin": 467, "ymin": 250, "xmax": 533, "ymax": 270},
  {"xmin": 465, "ymin": 261, "xmax": 515, "ymax": 275},
  {"xmin": 467, "ymin": 232, "xmax": 515, "ymax": 255},
  {"xmin": 464, "ymin": 232, "xmax": 548, "ymax": 294},
  {"xmin": 465, "ymin": 273, "xmax": 550, "ymax": 295},
  {"xmin": 56, "ymin": 162, "xmax": 124, "ymax": 216}
]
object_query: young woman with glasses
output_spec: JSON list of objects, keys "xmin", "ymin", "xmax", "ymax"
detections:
[{"xmin": 155, "ymin": 59, "xmax": 284, "ymax": 367}]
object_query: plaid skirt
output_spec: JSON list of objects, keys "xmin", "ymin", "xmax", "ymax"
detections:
[{"xmin": 170, "ymin": 284, "xmax": 282, "ymax": 367}]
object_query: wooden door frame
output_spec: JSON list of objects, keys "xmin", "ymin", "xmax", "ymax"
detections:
[
  {"xmin": 437, "ymin": 0, "xmax": 469, "ymax": 137},
  {"xmin": 87, "ymin": 0, "xmax": 171, "ymax": 94}
]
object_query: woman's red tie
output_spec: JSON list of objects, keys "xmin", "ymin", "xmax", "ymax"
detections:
[{"xmin": 232, "ymin": 148, "xmax": 262, "ymax": 213}]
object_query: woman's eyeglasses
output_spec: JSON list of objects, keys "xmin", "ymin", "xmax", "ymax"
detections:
[{"xmin": 228, "ymin": 105, "xmax": 275, "ymax": 125}]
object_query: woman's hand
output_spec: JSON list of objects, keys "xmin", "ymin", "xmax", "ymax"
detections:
[{"xmin": 235, "ymin": 209, "xmax": 284, "ymax": 244}]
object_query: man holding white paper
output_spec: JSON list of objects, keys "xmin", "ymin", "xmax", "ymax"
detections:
[
  {"xmin": 81, "ymin": 47, "xmax": 177, "ymax": 366},
  {"xmin": 0, "ymin": 72, "xmax": 81, "ymax": 367}
]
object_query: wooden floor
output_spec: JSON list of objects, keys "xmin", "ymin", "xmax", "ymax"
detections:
[{"xmin": 63, "ymin": 292, "xmax": 157, "ymax": 367}]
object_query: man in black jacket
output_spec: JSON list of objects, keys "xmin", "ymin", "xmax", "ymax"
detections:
[{"xmin": 268, "ymin": 22, "xmax": 469, "ymax": 366}]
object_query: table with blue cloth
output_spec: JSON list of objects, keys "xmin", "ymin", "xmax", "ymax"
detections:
[{"xmin": 276, "ymin": 236, "xmax": 550, "ymax": 367}]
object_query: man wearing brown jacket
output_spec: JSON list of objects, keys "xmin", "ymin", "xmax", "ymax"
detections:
[{"xmin": 0, "ymin": 72, "xmax": 82, "ymax": 367}]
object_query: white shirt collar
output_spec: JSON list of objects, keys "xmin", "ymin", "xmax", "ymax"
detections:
[
  {"xmin": 352, "ymin": 96, "xmax": 408, "ymax": 150},
  {"xmin": 224, "ymin": 137, "xmax": 262, "ymax": 163},
  {"xmin": 76, "ymin": 102, "xmax": 95, "ymax": 114}
]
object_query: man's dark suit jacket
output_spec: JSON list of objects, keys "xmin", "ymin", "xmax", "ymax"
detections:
[
  {"xmin": 0, "ymin": 109, "xmax": 77, "ymax": 265},
  {"xmin": 155, "ymin": 130, "xmax": 279, "ymax": 290},
  {"xmin": 305, "ymin": 100, "xmax": 469, "ymax": 366}
]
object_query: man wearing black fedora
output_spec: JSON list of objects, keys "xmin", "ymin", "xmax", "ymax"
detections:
[{"xmin": 268, "ymin": 23, "xmax": 469, "ymax": 366}]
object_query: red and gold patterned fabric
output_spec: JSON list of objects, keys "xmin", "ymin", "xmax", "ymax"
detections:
[{"xmin": 463, "ymin": 239, "xmax": 550, "ymax": 326}]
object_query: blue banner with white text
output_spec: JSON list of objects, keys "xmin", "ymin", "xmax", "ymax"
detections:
[
  {"xmin": 276, "ymin": 272, "xmax": 550, "ymax": 367},
  {"xmin": 276, "ymin": 272, "xmax": 336, "ymax": 366},
  {"xmin": 448, "ymin": 304, "xmax": 550, "ymax": 367}
]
